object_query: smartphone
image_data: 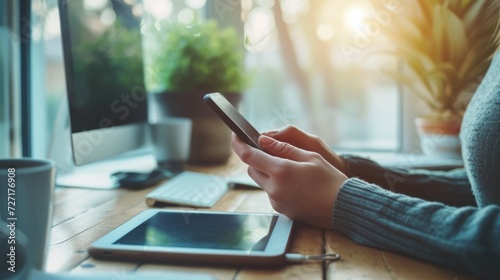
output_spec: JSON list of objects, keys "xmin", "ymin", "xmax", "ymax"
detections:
[{"xmin": 203, "ymin": 92, "xmax": 261, "ymax": 150}]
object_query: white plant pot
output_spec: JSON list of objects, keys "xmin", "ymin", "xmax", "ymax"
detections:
[{"xmin": 415, "ymin": 117, "xmax": 462, "ymax": 159}]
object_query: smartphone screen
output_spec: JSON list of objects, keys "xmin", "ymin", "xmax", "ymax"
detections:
[{"xmin": 203, "ymin": 93, "xmax": 261, "ymax": 150}]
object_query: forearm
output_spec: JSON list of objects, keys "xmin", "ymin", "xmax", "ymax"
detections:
[
  {"xmin": 332, "ymin": 178, "xmax": 500, "ymax": 278},
  {"xmin": 341, "ymin": 155, "xmax": 476, "ymax": 206}
]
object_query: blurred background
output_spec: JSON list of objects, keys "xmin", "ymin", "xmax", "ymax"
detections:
[{"xmin": 3, "ymin": 0, "xmax": 431, "ymax": 159}]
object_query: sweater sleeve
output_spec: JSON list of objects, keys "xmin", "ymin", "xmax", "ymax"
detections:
[
  {"xmin": 332, "ymin": 178, "xmax": 500, "ymax": 279},
  {"xmin": 342, "ymin": 155, "xmax": 476, "ymax": 206}
]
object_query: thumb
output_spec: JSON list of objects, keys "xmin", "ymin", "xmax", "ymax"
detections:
[{"xmin": 259, "ymin": 135, "xmax": 311, "ymax": 162}]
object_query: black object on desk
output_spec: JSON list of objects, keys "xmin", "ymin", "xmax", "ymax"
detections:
[{"xmin": 111, "ymin": 165, "xmax": 184, "ymax": 190}]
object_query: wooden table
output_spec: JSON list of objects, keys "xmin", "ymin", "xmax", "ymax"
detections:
[{"xmin": 46, "ymin": 156, "xmax": 475, "ymax": 280}]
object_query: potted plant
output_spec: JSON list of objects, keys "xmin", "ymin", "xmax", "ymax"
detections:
[
  {"xmin": 372, "ymin": 0, "xmax": 500, "ymax": 158},
  {"xmin": 145, "ymin": 20, "xmax": 248, "ymax": 164}
]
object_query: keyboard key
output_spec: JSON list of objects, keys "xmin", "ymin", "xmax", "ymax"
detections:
[{"xmin": 145, "ymin": 171, "xmax": 228, "ymax": 208}]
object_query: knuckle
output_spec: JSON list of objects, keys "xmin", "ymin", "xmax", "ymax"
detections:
[
  {"xmin": 247, "ymin": 166, "xmax": 256, "ymax": 178},
  {"xmin": 311, "ymin": 135, "xmax": 326, "ymax": 150},
  {"xmin": 283, "ymin": 124, "xmax": 299, "ymax": 134},
  {"xmin": 275, "ymin": 141, "xmax": 295, "ymax": 156},
  {"xmin": 238, "ymin": 147, "xmax": 254, "ymax": 164},
  {"xmin": 309, "ymin": 152, "xmax": 324, "ymax": 163}
]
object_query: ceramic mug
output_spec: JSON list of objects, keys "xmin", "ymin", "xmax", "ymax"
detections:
[
  {"xmin": 150, "ymin": 118, "xmax": 192, "ymax": 165},
  {"xmin": 0, "ymin": 158, "xmax": 55, "ymax": 279}
]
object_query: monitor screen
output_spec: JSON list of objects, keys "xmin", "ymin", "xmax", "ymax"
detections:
[
  {"xmin": 59, "ymin": 0, "xmax": 150, "ymax": 168},
  {"xmin": 60, "ymin": 0, "xmax": 147, "ymax": 133}
]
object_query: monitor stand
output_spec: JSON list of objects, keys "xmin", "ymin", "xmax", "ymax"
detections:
[{"xmin": 47, "ymin": 96, "xmax": 158, "ymax": 189}]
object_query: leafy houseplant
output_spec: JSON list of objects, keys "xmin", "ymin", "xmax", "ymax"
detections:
[
  {"xmin": 373, "ymin": 0, "xmax": 500, "ymax": 157},
  {"xmin": 148, "ymin": 20, "xmax": 246, "ymax": 95},
  {"xmin": 146, "ymin": 20, "xmax": 248, "ymax": 164}
]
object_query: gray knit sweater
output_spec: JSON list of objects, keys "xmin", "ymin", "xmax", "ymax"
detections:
[{"xmin": 333, "ymin": 54, "xmax": 500, "ymax": 278}]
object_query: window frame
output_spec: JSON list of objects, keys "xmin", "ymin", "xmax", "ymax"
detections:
[
  {"xmin": 0, "ymin": 0, "xmax": 24, "ymax": 158},
  {"xmin": 21, "ymin": 0, "xmax": 32, "ymax": 157},
  {"xmin": 0, "ymin": 0, "xmax": 9, "ymax": 157}
]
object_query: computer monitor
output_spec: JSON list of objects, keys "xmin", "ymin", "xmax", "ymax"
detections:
[{"xmin": 55, "ymin": 0, "xmax": 156, "ymax": 188}]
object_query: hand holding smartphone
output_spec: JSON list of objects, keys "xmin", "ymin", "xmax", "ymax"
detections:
[{"xmin": 203, "ymin": 92, "xmax": 261, "ymax": 150}]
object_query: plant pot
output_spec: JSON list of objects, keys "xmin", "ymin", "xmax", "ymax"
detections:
[
  {"xmin": 414, "ymin": 117, "xmax": 462, "ymax": 159},
  {"xmin": 148, "ymin": 91, "xmax": 242, "ymax": 164}
]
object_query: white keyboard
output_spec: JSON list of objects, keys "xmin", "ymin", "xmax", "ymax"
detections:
[{"xmin": 145, "ymin": 171, "xmax": 229, "ymax": 208}]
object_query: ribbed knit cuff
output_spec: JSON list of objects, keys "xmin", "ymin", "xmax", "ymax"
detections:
[
  {"xmin": 332, "ymin": 178, "xmax": 391, "ymax": 244},
  {"xmin": 331, "ymin": 177, "xmax": 435, "ymax": 254},
  {"xmin": 339, "ymin": 156, "xmax": 475, "ymax": 206},
  {"xmin": 331, "ymin": 178, "xmax": 477, "ymax": 274}
]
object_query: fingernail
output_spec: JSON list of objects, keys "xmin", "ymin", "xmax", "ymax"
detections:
[{"xmin": 259, "ymin": 135, "xmax": 274, "ymax": 147}]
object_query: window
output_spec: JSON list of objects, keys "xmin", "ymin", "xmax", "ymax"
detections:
[
  {"xmin": 30, "ymin": 0, "xmax": 65, "ymax": 158},
  {"xmin": 29, "ymin": 0, "xmax": 410, "ymax": 160},
  {"xmin": 239, "ymin": 0, "xmax": 402, "ymax": 151}
]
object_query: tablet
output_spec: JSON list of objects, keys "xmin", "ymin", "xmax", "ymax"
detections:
[{"xmin": 88, "ymin": 209, "xmax": 294, "ymax": 267}]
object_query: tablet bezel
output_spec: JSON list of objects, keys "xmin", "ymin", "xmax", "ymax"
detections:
[{"xmin": 88, "ymin": 209, "xmax": 294, "ymax": 267}]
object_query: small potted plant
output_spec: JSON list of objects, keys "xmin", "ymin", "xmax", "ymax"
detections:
[
  {"xmin": 146, "ymin": 20, "xmax": 248, "ymax": 164},
  {"xmin": 372, "ymin": 0, "xmax": 500, "ymax": 158}
]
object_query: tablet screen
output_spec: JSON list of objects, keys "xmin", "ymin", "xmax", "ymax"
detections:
[{"xmin": 113, "ymin": 212, "xmax": 278, "ymax": 251}]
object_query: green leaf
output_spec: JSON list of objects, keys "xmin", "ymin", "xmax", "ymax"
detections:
[
  {"xmin": 372, "ymin": 0, "xmax": 500, "ymax": 115},
  {"xmin": 148, "ymin": 20, "xmax": 248, "ymax": 94},
  {"xmin": 462, "ymin": 0, "xmax": 487, "ymax": 28}
]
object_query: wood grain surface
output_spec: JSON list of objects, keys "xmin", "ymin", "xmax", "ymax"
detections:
[{"xmin": 46, "ymin": 157, "xmax": 476, "ymax": 280}]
